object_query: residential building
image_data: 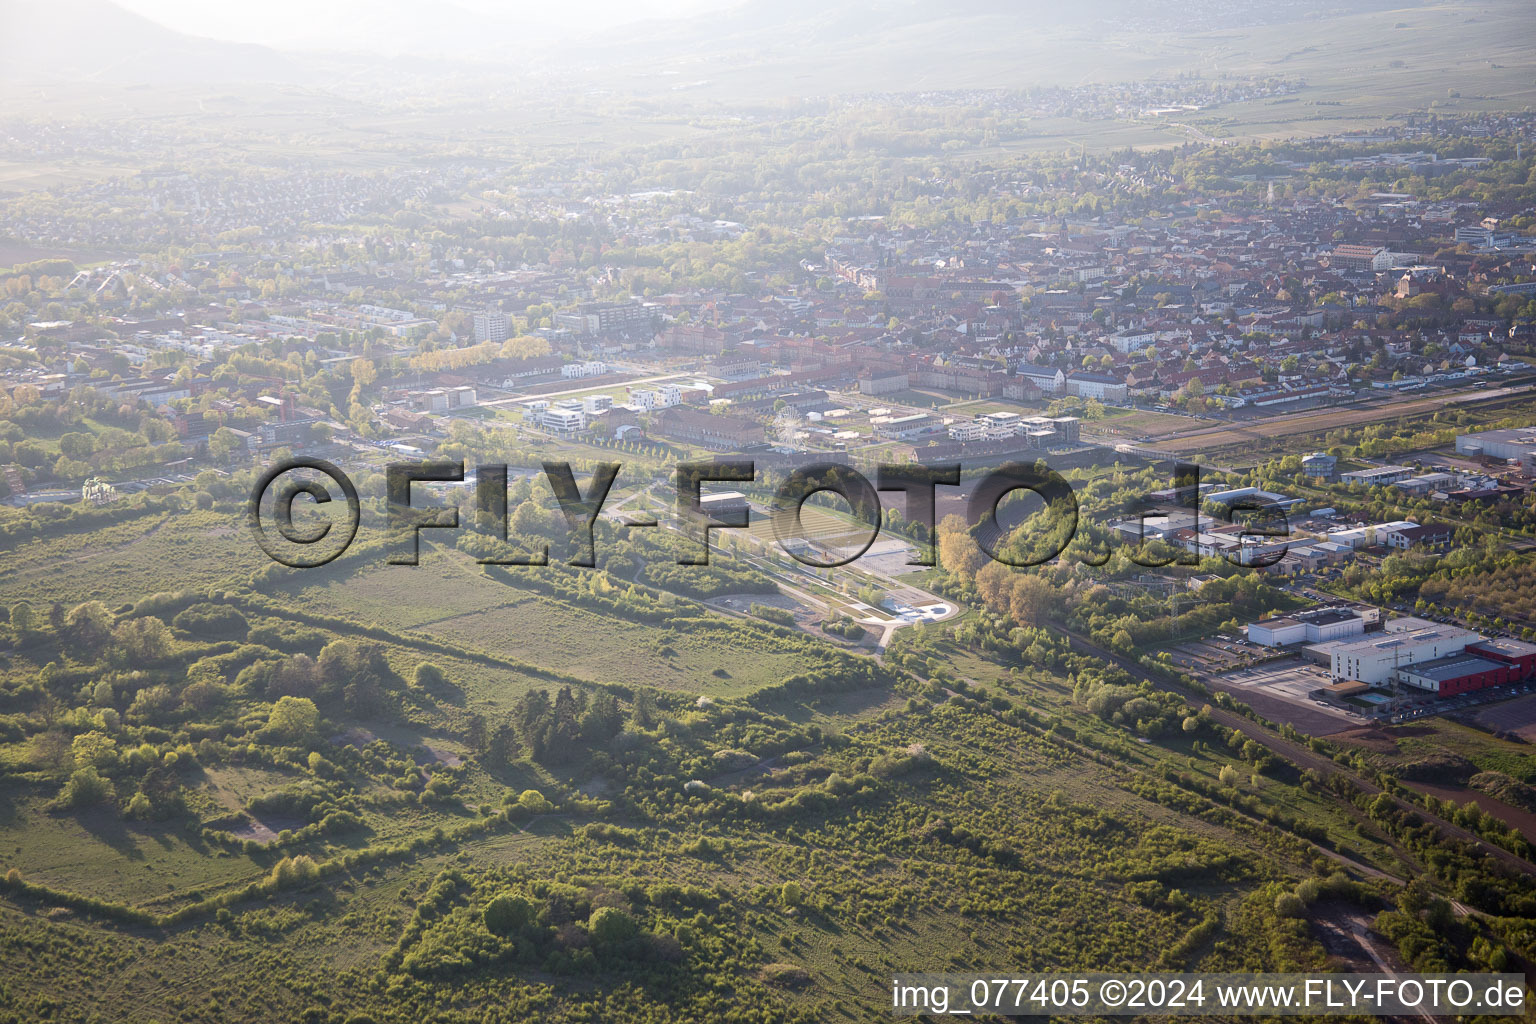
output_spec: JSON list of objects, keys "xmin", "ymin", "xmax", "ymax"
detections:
[
  {"xmin": 561, "ymin": 361, "xmax": 608, "ymax": 379},
  {"xmin": 1384, "ymin": 523, "xmax": 1453, "ymax": 552},
  {"xmin": 1329, "ymin": 244, "xmax": 1386, "ymax": 272},
  {"xmin": 859, "ymin": 372, "xmax": 909, "ymax": 396},
  {"xmin": 472, "ymin": 310, "xmax": 509, "ymax": 344},
  {"xmin": 655, "ymin": 407, "xmax": 766, "ymax": 449},
  {"xmin": 1065, "ymin": 372, "xmax": 1127, "ymax": 403},
  {"xmin": 1108, "ymin": 329, "xmax": 1155, "ymax": 354},
  {"xmin": 555, "ymin": 302, "xmax": 656, "ymax": 338},
  {"xmin": 1014, "ymin": 363, "xmax": 1065, "ymax": 394}
]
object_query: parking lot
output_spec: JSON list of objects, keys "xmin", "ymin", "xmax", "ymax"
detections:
[
  {"xmin": 1163, "ymin": 635, "xmax": 1268, "ymax": 674},
  {"xmin": 1221, "ymin": 658, "xmax": 1336, "ymax": 703},
  {"xmin": 1391, "ymin": 682, "xmax": 1536, "ymax": 727},
  {"xmin": 1207, "ymin": 657, "xmax": 1367, "ymax": 736}
]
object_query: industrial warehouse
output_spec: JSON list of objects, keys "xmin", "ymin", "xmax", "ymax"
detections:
[{"xmin": 1246, "ymin": 610, "xmax": 1536, "ymax": 702}]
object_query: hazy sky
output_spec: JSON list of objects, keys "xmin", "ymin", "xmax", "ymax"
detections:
[{"xmin": 114, "ymin": 0, "xmax": 736, "ymax": 51}]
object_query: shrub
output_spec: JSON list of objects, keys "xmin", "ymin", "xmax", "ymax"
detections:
[
  {"xmin": 749, "ymin": 603, "xmax": 795, "ymax": 627},
  {"xmin": 1274, "ymin": 892, "xmax": 1306, "ymax": 919},
  {"xmin": 125, "ymin": 792, "xmax": 153, "ymax": 819},
  {"xmin": 268, "ymin": 855, "xmax": 320, "ymax": 890},
  {"xmin": 171, "ymin": 603, "xmax": 249, "ymax": 640},
  {"xmin": 61, "ymin": 767, "xmax": 113, "ymax": 808}
]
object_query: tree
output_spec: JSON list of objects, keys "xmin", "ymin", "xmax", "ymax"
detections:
[
  {"xmin": 208, "ymin": 427, "xmax": 243, "ymax": 462},
  {"xmin": 72, "ymin": 731, "xmax": 119, "ymax": 771},
  {"xmin": 113, "ymin": 617, "xmax": 172, "ymax": 664},
  {"xmin": 66, "ymin": 601, "xmax": 113, "ymax": 651},
  {"xmin": 484, "ymin": 893, "xmax": 534, "ymax": 936},
  {"xmin": 1008, "ymin": 576, "xmax": 1056, "ymax": 628},
  {"xmin": 58, "ymin": 432, "xmax": 94, "ymax": 460},
  {"xmin": 588, "ymin": 906, "xmax": 638, "ymax": 946},
  {"xmin": 938, "ymin": 513, "xmax": 988, "ymax": 578},
  {"xmin": 268, "ymin": 696, "xmax": 319, "ymax": 741}
]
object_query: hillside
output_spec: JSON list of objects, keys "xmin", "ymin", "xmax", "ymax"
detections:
[{"xmin": 0, "ymin": 0, "xmax": 308, "ymax": 83}]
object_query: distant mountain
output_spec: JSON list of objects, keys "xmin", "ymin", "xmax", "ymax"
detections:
[
  {"xmin": 544, "ymin": 0, "xmax": 1532, "ymax": 102},
  {"xmin": 227, "ymin": 0, "xmax": 537, "ymax": 59},
  {"xmin": 578, "ymin": 0, "xmax": 1401, "ymax": 58},
  {"xmin": 0, "ymin": 0, "xmax": 308, "ymax": 84}
]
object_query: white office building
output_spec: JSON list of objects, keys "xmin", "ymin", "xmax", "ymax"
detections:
[
  {"xmin": 540, "ymin": 406, "xmax": 587, "ymax": 434},
  {"xmin": 1328, "ymin": 625, "xmax": 1479, "ymax": 684},
  {"xmin": 1246, "ymin": 607, "xmax": 1368, "ymax": 647}
]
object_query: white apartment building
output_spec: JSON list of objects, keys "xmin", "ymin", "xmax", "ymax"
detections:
[
  {"xmin": 473, "ymin": 310, "xmax": 509, "ymax": 343},
  {"xmin": 562, "ymin": 360, "xmax": 609, "ymax": 379},
  {"xmin": 948, "ymin": 420, "xmax": 988, "ymax": 442},
  {"xmin": 1108, "ymin": 329, "xmax": 1155, "ymax": 354},
  {"xmin": 630, "ymin": 387, "xmax": 680, "ymax": 410}
]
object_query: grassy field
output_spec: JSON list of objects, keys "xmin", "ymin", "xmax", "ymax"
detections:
[
  {"xmin": 0, "ymin": 477, "xmax": 1527, "ymax": 1022},
  {"xmin": 1081, "ymin": 409, "xmax": 1208, "ymax": 441}
]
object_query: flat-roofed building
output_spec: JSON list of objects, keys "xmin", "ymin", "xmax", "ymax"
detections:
[
  {"xmin": 1396, "ymin": 473, "xmax": 1456, "ymax": 496},
  {"xmin": 1247, "ymin": 607, "xmax": 1367, "ymax": 647},
  {"xmin": 1397, "ymin": 654, "xmax": 1515, "ymax": 696},
  {"xmin": 875, "ymin": 413, "xmax": 942, "ymax": 440},
  {"xmin": 1455, "ymin": 428, "xmax": 1536, "ymax": 469},
  {"xmin": 473, "ymin": 310, "xmax": 509, "ymax": 343},
  {"xmin": 1301, "ymin": 453, "xmax": 1338, "ymax": 480},
  {"xmin": 1330, "ymin": 625, "xmax": 1480, "ymax": 684},
  {"xmin": 1467, "ymin": 637, "xmax": 1536, "ymax": 680},
  {"xmin": 699, "ymin": 491, "xmax": 750, "ymax": 519},
  {"xmin": 540, "ymin": 406, "xmax": 586, "ymax": 434},
  {"xmin": 1341, "ymin": 465, "xmax": 1414, "ymax": 487}
]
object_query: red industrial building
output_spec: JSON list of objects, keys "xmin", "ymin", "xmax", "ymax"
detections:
[
  {"xmin": 1468, "ymin": 638, "xmax": 1536, "ymax": 680},
  {"xmin": 1397, "ymin": 654, "xmax": 1517, "ymax": 696}
]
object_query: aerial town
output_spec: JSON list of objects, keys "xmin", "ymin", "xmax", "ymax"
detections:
[
  {"xmin": 5, "ymin": 110, "xmax": 1536, "ymax": 734},
  {"xmin": 3, "ymin": 3, "xmax": 1536, "ymax": 1018}
]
